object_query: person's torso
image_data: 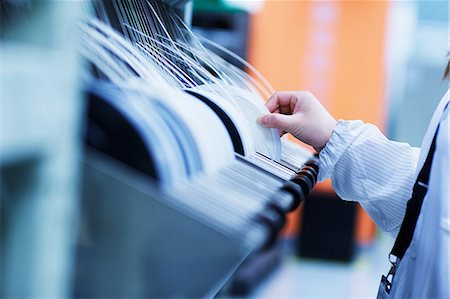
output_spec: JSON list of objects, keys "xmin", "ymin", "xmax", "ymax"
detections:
[{"xmin": 390, "ymin": 89, "xmax": 449, "ymax": 298}]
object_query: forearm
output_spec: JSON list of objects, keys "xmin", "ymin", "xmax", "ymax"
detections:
[{"xmin": 318, "ymin": 120, "xmax": 420, "ymax": 236}]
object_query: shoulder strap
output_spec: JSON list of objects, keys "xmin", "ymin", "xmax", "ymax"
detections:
[{"xmin": 390, "ymin": 125, "xmax": 440, "ymax": 259}]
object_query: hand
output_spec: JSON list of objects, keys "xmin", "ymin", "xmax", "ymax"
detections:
[{"xmin": 258, "ymin": 91, "xmax": 337, "ymax": 152}]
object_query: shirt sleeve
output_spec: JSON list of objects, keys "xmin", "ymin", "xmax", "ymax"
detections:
[{"xmin": 318, "ymin": 119, "xmax": 420, "ymax": 236}]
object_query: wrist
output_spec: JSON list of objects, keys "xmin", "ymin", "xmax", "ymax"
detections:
[{"xmin": 314, "ymin": 118, "xmax": 337, "ymax": 152}]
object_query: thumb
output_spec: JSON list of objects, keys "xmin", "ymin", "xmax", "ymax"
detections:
[{"xmin": 258, "ymin": 113, "xmax": 295, "ymax": 132}]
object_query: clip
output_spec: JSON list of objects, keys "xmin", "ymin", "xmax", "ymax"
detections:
[{"xmin": 381, "ymin": 255, "xmax": 400, "ymax": 294}]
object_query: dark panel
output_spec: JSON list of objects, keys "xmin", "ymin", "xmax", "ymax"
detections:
[{"xmin": 297, "ymin": 191, "xmax": 357, "ymax": 262}]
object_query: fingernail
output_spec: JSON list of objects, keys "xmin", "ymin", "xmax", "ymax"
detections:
[{"xmin": 258, "ymin": 115, "xmax": 268, "ymax": 126}]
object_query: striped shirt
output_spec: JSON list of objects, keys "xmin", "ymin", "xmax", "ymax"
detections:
[{"xmin": 318, "ymin": 89, "xmax": 449, "ymax": 298}]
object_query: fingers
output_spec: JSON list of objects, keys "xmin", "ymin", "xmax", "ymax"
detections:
[
  {"xmin": 258, "ymin": 113, "xmax": 297, "ymax": 133},
  {"xmin": 265, "ymin": 92, "xmax": 293, "ymax": 113},
  {"xmin": 265, "ymin": 91, "xmax": 303, "ymax": 115},
  {"xmin": 265, "ymin": 93, "xmax": 281, "ymax": 113},
  {"xmin": 260, "ymin": 90, "xmax": 335, "ymax": 149}
]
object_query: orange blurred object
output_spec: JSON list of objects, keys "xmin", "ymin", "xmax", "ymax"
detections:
[{"xmin": 248, "ymin": 0, "xmax": 389, "ymax": 245}]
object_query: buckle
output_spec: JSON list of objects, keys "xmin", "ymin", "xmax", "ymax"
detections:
[{"xmin": 382, "ymin": 255, "xmax": 400, "ymax": 294}]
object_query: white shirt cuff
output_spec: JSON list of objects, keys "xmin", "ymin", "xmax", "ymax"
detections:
[{"xmin": 317, "ymin": 119, "xmax": 365, "ymax": 181}]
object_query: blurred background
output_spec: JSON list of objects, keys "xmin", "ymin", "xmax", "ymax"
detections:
[{"xmin": 1, "ymin": 0, "xmax": 448, "ymax": 298}]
